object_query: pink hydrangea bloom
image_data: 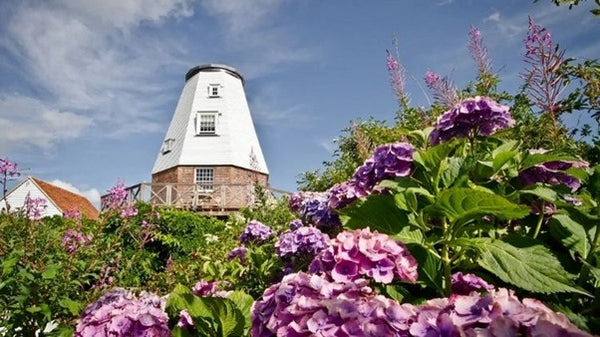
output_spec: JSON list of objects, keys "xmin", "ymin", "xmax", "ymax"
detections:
[
  {"xmin": 75, "ymin": 288, "xmax": 170, "ymax": 337},
  {"xmin": 310, "ymin": 227, "xmax": 418, "ymax": 284}
]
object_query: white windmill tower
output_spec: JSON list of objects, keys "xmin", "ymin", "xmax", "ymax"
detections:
[{"xmin": 150, "ymin": 64, "xmax": 269, "ymax": 213}]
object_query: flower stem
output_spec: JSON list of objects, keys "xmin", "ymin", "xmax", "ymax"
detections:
[
  {"xmin": 532, "ymin": 201, "xmax": 545, "ymax": 239},
  {"xmin": 441, "ymin": 219, "xmax": 452, "ymax": 296}
]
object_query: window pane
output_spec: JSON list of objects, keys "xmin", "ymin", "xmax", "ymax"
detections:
[
  {"xmin": 195, "ymin": 168, "xmax": 214, "ymax": 192},
  {"xmin": 197, "ymin": 113, "xmax": 216, "ymax": 134}
]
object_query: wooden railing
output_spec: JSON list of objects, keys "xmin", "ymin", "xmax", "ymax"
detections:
[{"xmin": 100, "ymin": 183, "xmax": 290, "ymax": 215}]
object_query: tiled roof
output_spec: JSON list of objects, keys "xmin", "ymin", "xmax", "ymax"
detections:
[{"xmin": 32, "ymin": 178, "xmax": 99, "ymax": 219}]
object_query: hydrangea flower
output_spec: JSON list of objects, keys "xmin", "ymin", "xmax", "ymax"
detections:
[
  {"xmin": 251, "ymin": 272, "xmax": 416, "ymax": 337},
  {"xmin": 192, "ymin": 280, "xmax": 232, "ymax": 298},
  {"xmin": 289, "ymin": 191, "xmax": 341, "ymax": 228},
  {"xmin": 227, "ymin": 246, "xmax": 248, "ymax": 263},
  {"xmin": 327, "ymin": 181, "xmax": 368, "ymax": 210},
  {"xmin": 75, "ymin": 288, "xmax": 170, "ymax": 337},
  {"xmin": 176, "ymin": 310, "xmax": 193, "ymax": 329},
  {"xmin": 451, "ymin": 272, "xmax": 495, "ymax": 295},
  {"xmin": 519, "ymin": 157, "xmax": 588, "ymax": 192},
  {"xmin": 239, "ymin": 220, "xmax": 273, "ymax": 244},
  {"xmin": 408, "ymin": 288, "xmax": 592, "ymax": 337},
  {"xmin": 61, "ymin": 229, "xmax": 92, "ymax": 254},
  {"xmin": 429, "ymin": 96, "xmax": 514, "ymax": 145},
  {"xmin": 309, "ymin": 227, "xmax": 418, "ymax": 284},
  {"xmin": 275, "ymin": 226, "xmax": 330, "ymax": 259},
  {"xmin": 352, "ymin": 142, "xmax": 414, "ymax": 195},
  {"xmin": 289, "ymin": 218, "xmax": 304, "ymax": 230}
]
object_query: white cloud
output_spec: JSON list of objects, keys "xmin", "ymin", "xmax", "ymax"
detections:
[
  {"xmin": 484, "ymin": 11, "xmax": 523, "ymax": 39},
  {"xmin": 50, "ymin": 179, "xmax": 101, "ymax": 208},
  {"xmin": 0, "ymin": 0, "xmax": 193, "ymax": 153},
  {"xmin": 318, "ymin": 138, "xmax": 337, "ymax": 154},
  {"xmin": 0, "ymin": 95, "xmax": 92, "ymax": 152}
]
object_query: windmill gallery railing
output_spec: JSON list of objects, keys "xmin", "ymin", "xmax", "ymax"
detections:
[{"xmin": 100, "ymin": 183, "xmax": 290, "ymax": 215}]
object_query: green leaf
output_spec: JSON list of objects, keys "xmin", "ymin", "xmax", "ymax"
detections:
[
  {"xmin": 392, "ymin": 226, "xmax": 424, "ymax": 244},
  {"xmin": 521, "ymin": 153, "xmax": 582, "ymax": 170},
  {"xmin": 384, "ymin": 285, "xmax": 406, "ymax": 303},
  {"xmin": 587, "ymin": 165, "xmax": 600, "ymax": 199},
  {"xmin": 414, "ymin": 140, "xmax": 461, "ymax": 173},
  {"xmin": 549, "ymin": 214, "xmax": 590, "ymax": 257},
  {"xmin": 520, "ymin": 185, "xmax": 558, "ymax": 203},
  {"xmin": 462, "ymin": 237, "xmax": 588, "ymax": 295},
  {"xmin": 408, "ymin": 244, "xmax": 443, "ymax": 294},
  {"xmin": 492, "ymin": 140, "xmax": 519, "ymax": 172},
  {"xmin": 200, "ymin": 297, "xmax": 245, "ymax": 337},
  {"xmin": 42, "ymin": 263, "xmax": 61, "ymax": 279},
  {"xmin": 425, "ymin": 188, "xmax": 529, "ymax": 224},
  {"xmin": 339, "ymin": 195, "xmax": 409, "ymax": 234},
  {"xmin": 227, "ymin": 291, "xmax": 254, "ymax": 328},
  {"xmin": 59, "ymin": 298, "xmax": 84, "ymax": 316},
  {"xmin": 440, "ymin": 157, "xmax": 464, "ymax": 188}
]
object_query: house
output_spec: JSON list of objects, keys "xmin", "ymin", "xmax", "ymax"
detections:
[
  {"xmin": 0, "ymin": 176, "xmax": 99, "ymax": 219},
  {"xmin": 101, "ymin": 64, "xmax": 270, "ymax": 214}
]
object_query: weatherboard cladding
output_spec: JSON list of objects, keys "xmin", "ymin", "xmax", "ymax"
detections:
[{"xmin": 151, "ymin": 64, "xmax": 268, "ymax": 176}]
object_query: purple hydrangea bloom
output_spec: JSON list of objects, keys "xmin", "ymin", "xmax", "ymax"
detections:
[
  {"xmin": 75, "ymin": 288, "xmax": 170, "ymax": 337},
  {"xmin": 351, "ymin": 142, "xmax": 414, "ymax": 194},
  {"xmin": 327, "ymin": 181, "xmax": 368, "ymax": 210},
  {"xmin": 61, "ymin": 229, "xmax": 93, "ymax": 254},
  {"xmin": 429, "ymin": 96, "xmax": 514, "ymax": 145},
  {"xmin": 227, "ymin": 246, "xmax": 248, "ymax": 263},
  {"xmin": 239, "ymin": 220, "xmax": 273, "ymax": 244},
  {"xmin": 289, "ymin": 218, "xmax": 304, "ymax": 230},
  {"xmin": 192, "ymin": 280, "xmax": 232, "ymax": 298},
  {"xmin": 451, "ymin": 272, "xmax": 495, "ymax": 295},
  {"xmin": 176, "ymin": 310, "xmax": 193, "ymax": 329},
  {"xmin": 251, "ymin": 272, "xmax": 416, "ymax": 337},
  {"xmin": 275, "ymin": 226, "xmax": 330, "ymax": 259},
  {"xmin": 310, "ymin": 227, "xmax": 418, "ymax": 284},
  {"xmin": 408, "ymin": 288, "xmax": 592, "ymax": 337},
  {"xmin": 519, "ymin": 156, "xmax": 588, "ymax": 192},
  {"xmin": 289, "ymin": 191, "xmax": 341, "ymax": 228}
]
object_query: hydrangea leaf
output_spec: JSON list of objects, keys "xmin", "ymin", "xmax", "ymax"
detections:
[
  {"xmin": 521, "ymin": 153, "xmax": 582, "ymax": 170},
  {"xmin": 588, "ymin": 165, "xmax": 600, "ymax": 198},
  {"xmin": 199, "ymin": 297, "xmax": 246, "ymax": 337},
  {"xmin": 493, "ymin": 149, "xmax": 519, "ymax": 172},
  {"xmin": 338, "ymin": 195, "xmax": 409, "ymax": 234},
  {"xmin": 440, "ymin": 157, "xmax": 465, "ymax": 188},
  {"xmin": 408, "ymin": 243, "xmax": 443, "ymax": 294},
  {"xmin": 549, "ymin": 214, "xmax": 590, "ymax": 258},
  {"xmin": 463, "ymin": 237, "xmax": 588, "ymax": 295},
  {"xmin": 425, "ymin": 188, "xmax": 529, "ymax": 224},
  {"xmin": 227, "ymin": 291, "xmax": 255, "ymax": 328},
  {"xmin": 519, "ymin": 185, "xmax": 559, "ymax": 202}
]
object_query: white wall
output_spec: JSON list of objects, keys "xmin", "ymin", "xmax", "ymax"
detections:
[{"xmin": 0, "ymin": 178, "xmax": 61, "ymax": 217}]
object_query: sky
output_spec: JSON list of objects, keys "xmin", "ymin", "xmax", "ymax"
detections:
[{"xmin": 0, "ymin": 0, "xmax": 598, "ymax": 207}]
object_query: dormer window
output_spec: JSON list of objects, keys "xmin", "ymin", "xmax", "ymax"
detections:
[
  {"xmin": 162, "ymin": 138, "xmax": 175, "ymax": 154},
  {"xmin": 195, "ymin": 112, "xmax": 218, "ymax": 135},
  {"xmin": 208, "ymin": 84, "xmax": 221, "ymax": 98}
]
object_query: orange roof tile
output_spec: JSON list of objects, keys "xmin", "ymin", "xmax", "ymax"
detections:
[{"xmin": 32, "ymin": 178, "xmax": 99, "ymax": 219}]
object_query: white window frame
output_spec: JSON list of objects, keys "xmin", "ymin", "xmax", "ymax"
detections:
[
  {"xmin": 195, "ymin": 112, "xmax": 218, "ymax": 135},
  {"xmin": 194, "ymin": 167, "xmax": 214, "ymax": 193},
  {"xmin": 162, "ymin": 138, "xmax": 175, "ymax": 154},
  {"xmin": 208, "ymin": 84, "xmax": 221, "ymax": 98}
]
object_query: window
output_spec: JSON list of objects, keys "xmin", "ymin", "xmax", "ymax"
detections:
[
  {"xmin": 162, "ymin": 138, "xmax": 175, "ymax": 154},
  {"xmin": 195, "ymin": 112, "xmax": 217, "ymax": 135},
  {"xmin": 195, "ymin": 168, "xmax": 214, "ymax": 192},
  {"xmin": 208, "ymin": 84, "xmax": 220, "ymax": 98}
]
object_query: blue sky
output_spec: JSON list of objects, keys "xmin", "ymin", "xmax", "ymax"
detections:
[{"xmin": 0, "ymin": 0, "xmax": 598, "ymax": 206}]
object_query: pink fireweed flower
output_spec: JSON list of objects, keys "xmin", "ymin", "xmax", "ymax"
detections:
[
  {"xmin": 62, "ymin": 229, "xmax": 93, "ymax": 254},
  {"xmin": 424, "ymin": 70, "xmax": 459, "ymax": 107},
  {"xmin": 0, "ymin": 158, "xmax": 19, "ymax": 179},
  {"xmin": 23, "ymin": 193, "xmax": 47, "ymax": 220},
  {"xmin": 119, "ymin": 207, "xmax": 138, "ymax": 218},
  {"xmin": 310, "ymin": 227, "xmax": 418, "ymax": 284},
  {"xmin": 386, "ymin": 36, "xmax": 409, "ymax": 107},
  {"xmin": 468, "ymin": 26, "xmax": 491, "ymax": 75},
  {"xmin": 63, "ymin": 208, "xmax": 82, "ymax": 220},
  {"xmin": 106, "ymin": 180, "xmax": 128, "ymax": 210}
]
